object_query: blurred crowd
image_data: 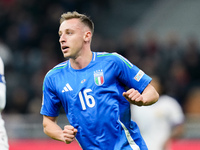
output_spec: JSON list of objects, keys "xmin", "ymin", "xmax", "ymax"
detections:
[{"xmin": 0, "ymin": 0, "xmax": 200, "ymax": 115}]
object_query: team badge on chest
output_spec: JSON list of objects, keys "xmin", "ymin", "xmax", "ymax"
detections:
[{"xmin": 94, "ymin": 70, "xmax": 104, "ymax": 86}]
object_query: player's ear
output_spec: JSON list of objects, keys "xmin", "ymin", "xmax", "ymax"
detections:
[{"xmin": 84, "ymin": 31, "xmax": 92, "ymax": 42}]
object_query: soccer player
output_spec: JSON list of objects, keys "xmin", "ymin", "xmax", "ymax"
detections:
[
  {"xmin": 40, "ymin": 11, "xmax": 159, "ymax": 150},
  {"xmin": 0, "ymin": 57, "xmax": 9, "ymax": 150}
]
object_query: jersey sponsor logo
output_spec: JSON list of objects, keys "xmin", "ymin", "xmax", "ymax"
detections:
[
  {"xmin": 62, "ymin": 83, "xmax": 73, "ymax": 93},
  {"xmin": 94, "ymin": 70, "xmax": 104, "ymax": 86},
  {"xmin": 134, "ymin": 70, "xmax": 144, "ymax": 82}
]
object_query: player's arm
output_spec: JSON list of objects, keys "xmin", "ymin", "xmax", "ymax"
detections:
[
  {"xmin": 123, "ymin": 83, "xmax": 159, "ymax": 106},
  {"xmin": 42, "ymin": 115, "xmax": 78, "ymax": 144},
  {"xmin": 0, "ymin": 79, "xmax": 6, "ymax": 112},
  {"xmin": 0, "ymin": 58, "xmax": 6, "ymax": 112}
]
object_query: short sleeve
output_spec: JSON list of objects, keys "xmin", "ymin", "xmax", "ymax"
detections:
[
  {"xmin": 40, "ymin": 74, "xmax": 62, "ymax": 117},
  {"xmin": 112, "ymin": 53, "xmax": 152, "ymax": 93}
]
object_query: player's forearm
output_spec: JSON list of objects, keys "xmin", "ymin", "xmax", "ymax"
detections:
[
  {"xmin": 0, "ymin": 85, "xmax": 6, "ymax": 112},
  {"xmin": 44, "ymin": 124, "xmax": 64, "ymax": 141},
  {"xmin": 43, "ymin": 116, "xmax": 64, "ymax": 142},
  {"xmin": 142, "ymin": 84, "xmax": 159, "ymax": 106}
]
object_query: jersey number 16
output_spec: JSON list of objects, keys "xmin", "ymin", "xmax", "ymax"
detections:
[{"xmin": 78, "ymin": 89, "xmax": 95, "ymax": 110}]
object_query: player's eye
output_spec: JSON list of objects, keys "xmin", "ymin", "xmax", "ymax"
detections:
[
  {"xmin": 67, "ymin": 31, "xmax": 72, "ymax": 35},
  {"xmin": 66, "ymin": 30, "xmax": 73, "ymax": 35}
]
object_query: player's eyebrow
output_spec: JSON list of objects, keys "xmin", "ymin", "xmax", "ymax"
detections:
[
  {"xmin": 58, "ymin": 31, "xmax": 62, "ymax": 36},
  {"xmin": 58, "ymin": 28, "xmax": 74, "ymax": 36}
]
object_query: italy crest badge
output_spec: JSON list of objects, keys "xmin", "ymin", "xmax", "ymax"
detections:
[{"xmin": 94, "ymin": 70, "xmax": 104, "ymax": 86}]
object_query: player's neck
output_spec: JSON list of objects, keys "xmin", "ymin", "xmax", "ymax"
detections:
[{"xmin": 70, "ymin": 50, "xmax": 93, "ymax": 70}]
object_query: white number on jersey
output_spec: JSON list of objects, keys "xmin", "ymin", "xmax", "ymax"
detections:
[{"xmin": 79, "ymin": 89, "xmax": 95, "ymax": 110}]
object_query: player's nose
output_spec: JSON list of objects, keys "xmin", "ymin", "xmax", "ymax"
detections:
[{"xmin": 59, "ymin": 34, "xmax": 66, "ymax": 44}]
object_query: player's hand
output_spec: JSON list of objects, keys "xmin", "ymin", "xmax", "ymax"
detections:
[
  {"xmin": 62, "ymin": 125, "xmax": 78, "ymax": 144},
  {"xmin": 123, "ymin": 88, "xmax": 144, "ymax": 106}
]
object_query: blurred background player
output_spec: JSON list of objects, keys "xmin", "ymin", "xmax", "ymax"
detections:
[
  {"xmin": 131, "ymin": 75, "xmax": 185, "ymax": 150},
  {"xmin": 0, "ymin": 57, "xmax": 9, "ymax": 150}
]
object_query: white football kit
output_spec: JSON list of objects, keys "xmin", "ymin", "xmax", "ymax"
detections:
[{"xmin": 0, "ymin": 57, "xmax": 9, "ymax": 150}]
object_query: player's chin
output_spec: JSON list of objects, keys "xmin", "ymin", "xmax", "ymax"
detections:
[{"xmin": 63, "ymin": 53, "xmax": 70, "ymax": 58}]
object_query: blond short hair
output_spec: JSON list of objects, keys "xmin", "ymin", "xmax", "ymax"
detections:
[{"xmin": 60, "ymin": 11, "xmax": 94, "ymax": 34}]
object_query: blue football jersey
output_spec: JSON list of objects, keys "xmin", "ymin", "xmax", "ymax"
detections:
[{"xmin": 40, "ymin": 52, "xmax": 151, "ymax": 150}]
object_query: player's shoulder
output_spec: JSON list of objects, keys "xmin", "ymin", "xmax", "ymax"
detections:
[
  {"xmin": 45, "ymin": 60, "xmax": 69, "ymax": 78},
  {"xmin": 95, "ymin": 51, "xmax": 133, "ymax": 68},
  {"xmin": 159, "ymin": 95, "xmax": 176, "ymax": 102},
  {"xmin": 0, "ymin": 57, "xmax": 4, "ymax": 74},
  {"xmin": 159, "ymin": 95, "xmax": 180, "ymax": 106},
  {"xmin": 96, "ymin": 52, "xmax": 125, "ymax": 62},
  {"xmin": 96, "ymin": 51, "xmax": 119, "ymax": 57}
]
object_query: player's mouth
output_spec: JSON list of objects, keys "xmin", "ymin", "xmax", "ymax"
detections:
[{"xmin": 62, "ymin": 46, "xmax": 69, "ymax": 52}]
